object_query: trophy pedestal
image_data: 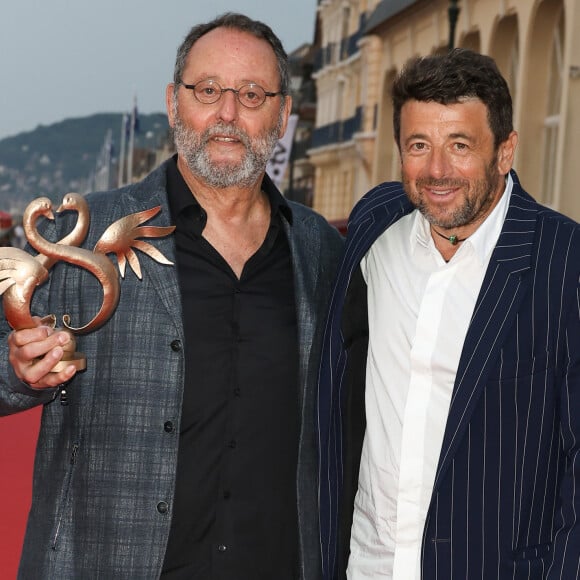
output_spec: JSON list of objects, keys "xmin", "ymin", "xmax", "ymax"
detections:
[
  {"xmin": 50, "ymin": 331, "xmax": 87, "ymax": 373},
  {"xmin": 51, "ymin": 352, "xmax": 87, "ymax": 372}
]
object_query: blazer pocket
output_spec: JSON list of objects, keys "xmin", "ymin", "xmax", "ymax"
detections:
[
  {"xmin": 488, "ymin": 351, "xmax": 551, "ymax": 381},
  {"xmin": 512, "ymin": 542, "xmax": 552, "ymax": 580},
  {"xmin": 513, "ymin": 542, "xmax": 552, "ymax": 561},
  {"xmin": 51, "ymin": 440, "xmax": 81, "ymax": 551}
]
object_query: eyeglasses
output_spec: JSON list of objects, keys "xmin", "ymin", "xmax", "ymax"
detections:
[{"xmin": 179, "ymin": 79, "xmax": 285, "ymax": 109}]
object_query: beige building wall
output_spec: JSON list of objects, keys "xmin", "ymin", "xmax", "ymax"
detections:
[{"xmin": 311, "ymin": 0, "xmax": 580, "ymax": 222}]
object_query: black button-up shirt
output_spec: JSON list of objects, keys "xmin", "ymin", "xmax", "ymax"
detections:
[{"xmin": 161, "ymin": 157, "xmax": 299, "ymax": 580}]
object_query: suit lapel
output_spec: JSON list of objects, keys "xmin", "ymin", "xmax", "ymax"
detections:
[
  {"xmin": 433, "ymin": 178, "xmax": 539, "ymax": 490},
  {"xmin": 140, "ymin": 226, "xmax": 182, "ymax": 338},
  {"xmin": 117, "ymin": 170, "xmax": 183, "ymax": 339},
  {"xmin": 343, "ymin": 183, "xmax": 412, "ymax": 291},
  {"xmin": 283, "ymin": 211, "xmax": 319, "ymax": 388}
]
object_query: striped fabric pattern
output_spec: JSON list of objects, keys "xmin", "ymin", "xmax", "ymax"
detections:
[{"xmin": 317, "ymin": 171, "xmax": 580, "ymax": 579}]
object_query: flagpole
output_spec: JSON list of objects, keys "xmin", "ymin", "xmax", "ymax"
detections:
[
  {"xmin": 127, "ymin": 95, "xmax": 137, "ymax": 184},
  {"xmin": 118, "ymin": 113, "xmax": 127, "ymax": 187},
  {"xmin": 103, "ymin": 129, "xmax": 112, "ymax": 190}
]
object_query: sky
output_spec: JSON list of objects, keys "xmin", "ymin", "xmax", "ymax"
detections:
[{"xmin": 0, "ymin": 0, "xmax": 319, "ymax": 141}]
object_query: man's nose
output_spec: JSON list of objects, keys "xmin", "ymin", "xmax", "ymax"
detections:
[
  {"xmin": 215, "ymin": 89, "xmax": 240, "ymax": 123},
  {"xmin": 426, "ymin": 148, "xmax": 451, "ymax": 178}
]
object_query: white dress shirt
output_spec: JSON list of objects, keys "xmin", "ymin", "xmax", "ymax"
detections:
[{"xmin": 347, "ymin": 176, "xmax": 513, "ymax": 579}]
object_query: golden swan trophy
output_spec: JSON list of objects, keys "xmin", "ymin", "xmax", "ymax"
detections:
[{"xmin": 0, "ymin": 193, "xmax": 175, "ymax": 374}]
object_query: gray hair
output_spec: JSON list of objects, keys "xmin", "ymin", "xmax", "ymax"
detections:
[{"xmin": 173, "ymin": 12, "xmax": 290, "ymax": 95}]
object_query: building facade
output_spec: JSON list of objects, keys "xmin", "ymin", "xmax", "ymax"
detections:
[{"xmin": 310, "ymin": 0, "xmax": 580, "ymax": 222}]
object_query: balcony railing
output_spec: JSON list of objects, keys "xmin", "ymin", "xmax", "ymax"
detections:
[
  {"xmin": 314, "ymin": 13, "xmax": 367, "ymax": 72},
  {"xmin": 311, "ymin": 106, "xmax": 363, "ymax": 149}
]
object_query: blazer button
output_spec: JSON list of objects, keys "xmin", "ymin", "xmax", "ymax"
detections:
[
  {"xmin": 157, "ymin": 501, "xmax": 169, "ymax": 514},
  {"xmin": 170, "ymin": 340, "xmax": 182, "ymax": 352},
  {"xmin": 164, "ymin": 421, "xmax": 174, "ymax": 433}
]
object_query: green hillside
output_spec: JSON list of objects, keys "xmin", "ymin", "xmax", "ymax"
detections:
[{"xmin": 0, "ymin": 112, "xmax": 170, "ymax": 211}]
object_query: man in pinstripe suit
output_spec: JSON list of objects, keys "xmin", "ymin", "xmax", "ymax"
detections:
[{"xmin": 317, "ymin": 49, "xmax": 579, "ymax": 579}]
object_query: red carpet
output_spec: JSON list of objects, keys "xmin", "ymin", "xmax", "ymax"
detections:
[{"xmin": 0, "ymin": 407, "xmax": 41, "ymax": 580}]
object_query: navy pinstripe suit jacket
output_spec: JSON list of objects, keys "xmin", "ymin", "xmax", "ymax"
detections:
[{"xmin": 317, "ymin": 171, "xmax": 580, "ymax": 579}]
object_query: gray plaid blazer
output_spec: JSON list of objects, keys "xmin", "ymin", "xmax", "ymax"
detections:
[{"xmin": 0, "ymin": 159, "xmax": 343, "ymax": 579}]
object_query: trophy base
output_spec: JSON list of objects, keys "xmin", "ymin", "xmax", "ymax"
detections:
[
  {"xmin": 43, "ymin": 328, "xmax": 87, "ymax": 373},
  {"xmin": 51, "ymin": 352, "xmax": 87, "ymax": 373}
]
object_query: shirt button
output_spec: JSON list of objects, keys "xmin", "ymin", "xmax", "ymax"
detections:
[
  {"xmin": 157, "ymin": 501, "xmax": 169, "ymax": 514},
  {"xmin": 170, "ymin": 339, "xmax": 182, "ymax": 352},
  {"xmin": 228, "ymin": 440, "xmax": 236, "ymax": 449},
  {"xmin": 233, "ymin": 388, "xmax": 241, "ymax": 397},
  {"xmin": 218, "ymin": 544, "xmax": 227, "ymax": 552},
  {"xmin": 164, "ymin": 421, "xmax": 174, "ymax": 433},
  {"xmin": 223, "ymin": 490, "xmax": 231, "ymax": 499}
]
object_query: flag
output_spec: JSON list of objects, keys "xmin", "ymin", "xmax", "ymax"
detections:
[
  {"xmin": 266, "ymin": 114, "xmax": 299, "ymax": 187},
  {"xmin": 132, "ymin": 103, "xmax": 140, "ymax": 134},
  {"xmin": 124, "ymin": 104, "xmax": 139, "ymax": 137},
  {"xmin": 126, "ymin": 96, "xmax": 138, "ymax": 184}
]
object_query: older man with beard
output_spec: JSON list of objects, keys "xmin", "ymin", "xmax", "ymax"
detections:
[{"xmin": 1, "ymin": 13, "xmax": 343, "ymax": 580}]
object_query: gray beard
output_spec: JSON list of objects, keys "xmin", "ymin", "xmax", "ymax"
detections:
[{"xmin": 172, "ymin": 118, "xmax": 280, "ymax": 189}]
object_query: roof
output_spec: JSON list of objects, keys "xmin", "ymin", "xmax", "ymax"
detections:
[{"xmin": 364, "ymin": 0, "xmax": 421, "ymax": 33}]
